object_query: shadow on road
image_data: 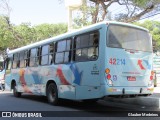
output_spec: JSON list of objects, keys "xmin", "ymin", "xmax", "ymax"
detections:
[{"xmin": 1, "ymin": 92, "xmax": 159, "ymax": 117}]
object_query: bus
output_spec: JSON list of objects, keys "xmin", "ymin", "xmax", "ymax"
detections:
[
  {"xmin": 5, "ymin": 21, "xmax": 154, "ymax": 105},
  {"xmin": 0, "ymin": 55, "xmax": 5, "ymax": 90}
]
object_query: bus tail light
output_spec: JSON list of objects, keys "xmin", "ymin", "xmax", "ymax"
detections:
[
  {"xmin": 105, "ymin": 68, "xmax": 113, "ymax": 86},
  {"xmin": 150, "ymin": 76, "xmax": 153, "ymax": 80},
  {"xmin": 150, "ymin": 71, "xmax": 154, "ymax": 81},
  {"xmin": 107, "ymin": 74, "xmax": 111, "ymax": 80},
  {"xmin": 105, "ymin": 68, "xmax": 110, "ymax": 74},
  {"xmin": 148, "ymin": 71, "xmax": 154, "ymax": 87}
]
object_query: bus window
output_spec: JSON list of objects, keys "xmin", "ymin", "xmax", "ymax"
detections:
[
  {"xmin": 37, "ymin": 47, "xmax": 42, "ymax": 65},
  {"xmin": 55, "ymin": 52, "xmax": 63, "ymax": 63},
  {"xmin": 64, "ymin": 52, "xmax": 70, "ymax": 63},
  {"xmin": 89, "ymin": 32, "xmax": 99, "ymax": 46},
  {"xmin": 29, "ymin": 48, "xmax": 37, "ymax": 67},
  {"xmin": 55, "ymin": 39, "xmax": 71, "ymax": 64},
  {"xmin": 6, "ymin": 58, "xmax": 12, "ymax": 70},
  {"xmin": 66, "ymin": 40, "xmax": 71, "ymax": 51},
  {"xmin": 13, "ymin": 53, "xmax": 20, "ymax": 69},
  {"xmin": 41, "ymin": 45, "xmax": 49, "ymax": 65},
  {"xmin": 49, "ymin": 43, "xmax": 54, "ymax": 64},
  {"xmin": 24, "ymin": 50, "xmax": 28, "ymax": 67},
  {"xmin": 107, "ymin": 25, "xmax": 152, "ymax": 52},
  {"xmin": 20, "ymin": 51, "xmax": 25, "ymax": 68},
  {"xmin": 80, "ymin": 34, "xmax": 89, "ymax": 48},
  {"xmin": 73, "ymin": 31, "xmax": 99, "ymax": 61},
  {"xmin": 57, "ymin": 41, "xmax": 66, "ymax": 52}
]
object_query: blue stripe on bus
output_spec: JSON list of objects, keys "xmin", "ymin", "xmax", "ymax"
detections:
[{"xmin": 69, "ymin": 63, "xmax": 83, "ymax": 85}]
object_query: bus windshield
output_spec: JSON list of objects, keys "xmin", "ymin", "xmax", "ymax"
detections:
[{"xmin": 107, "ymin": 24, "xmax": 152, "ymax": 52}]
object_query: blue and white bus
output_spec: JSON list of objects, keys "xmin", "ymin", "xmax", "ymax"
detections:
[{"xmin": 5, "ymin": 21, "xmax": 154, "ymax": 105}]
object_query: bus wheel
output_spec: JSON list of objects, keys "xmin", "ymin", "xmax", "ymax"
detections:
[
  {"xmin": 47, "ymin": 83, "xmax": 59, "ymax": 105},
  {"xmin": 13, "ymin": 83, "xmax": 21, "ymax": 97}
]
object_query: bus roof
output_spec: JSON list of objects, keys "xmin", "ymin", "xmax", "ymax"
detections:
[{"xmin": 8, "ymin": 21, "xmax": 149, "ymax": 55}]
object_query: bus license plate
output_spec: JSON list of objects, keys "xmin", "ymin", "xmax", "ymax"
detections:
[{"xmin": 127, "ymin": 76, "xmax": 136, "ymax": 81}]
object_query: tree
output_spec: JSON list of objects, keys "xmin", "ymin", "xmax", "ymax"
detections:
[
  {"xmin": 0, "ymin": 0, "xmax": 24, "ymax": 48},
  {"xmin": 14, "ymin": 23, "xmax": 37, "ymax": 46},
  {"xmin": 34, "ymin": 23, "xmax": 67, "ymax": 42},
  {"xmin": 0, "ymin": 16, "xmax": 14, "ymax": 50},
  {"xmin": 66, "ymin": 0, "xmax": 160, "ymax": 27},
  {"xmin": 135, "ymin": 20, "xmax": 160, "ymax": 51}
]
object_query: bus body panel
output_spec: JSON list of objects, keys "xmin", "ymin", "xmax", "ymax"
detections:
[
  {"xmin": 5, "ymin": 63, "xmax": 84, "ymax": 99},
  {"xmin": 105, "ymin": 48, "xmax": 153, "ymax": 87}
]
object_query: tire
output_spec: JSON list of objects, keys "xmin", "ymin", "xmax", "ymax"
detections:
[
  {"xmin": 47, "ymin": 83, "xmax": 59, "ymax": 105},
  {"xmin": 13, "ymin": 83, "xmax": 21, "ymax": 97}
]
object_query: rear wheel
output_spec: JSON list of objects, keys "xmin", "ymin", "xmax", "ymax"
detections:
[
  {"xmin": 13, "ymin": 83, "xmax": 21, "ymax": 97},
  {"xmin": 47, "ymin": 83, "xmax": 59, "ymax": 105}
]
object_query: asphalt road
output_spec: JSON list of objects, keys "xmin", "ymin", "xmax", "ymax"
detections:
[{"xmin": 0, "ymin": 90, "xmax": 160, "ymax": 120}]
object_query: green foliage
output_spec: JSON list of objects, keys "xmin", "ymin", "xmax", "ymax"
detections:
[
  {"xmin": 0, "ymin": 16, "xmax": 67, "ymax": 51},
  {"xmin": 0, "ymin": 16, "xmax": 14, "ymax": 50},
  {"xmin": 131, "ymin": 0, "xmax": 150, "ymax": 8},
  {"xmin": 134, "ymin": 20, "xmax": 160, "ymax": 51},
  {"xmin": 132, "ymin": 0, "xmax": 160, "ymax": 8},
  {"xmin": 34, "ymin": 23, "xmax": 67, "ymax": 41}
]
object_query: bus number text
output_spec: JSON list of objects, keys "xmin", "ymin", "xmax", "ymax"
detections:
[{"xmin": 109, "ymin": 58, "xmax": 126, "ymax": 65}]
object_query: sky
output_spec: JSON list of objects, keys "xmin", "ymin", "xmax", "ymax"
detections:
[
  {"xmin": 1, "ymin": 0, "xmax": 160, "ymax": 26},
  {"xmin": 9, "ymin": 0, "xmax": 68, "ymax": 25}
]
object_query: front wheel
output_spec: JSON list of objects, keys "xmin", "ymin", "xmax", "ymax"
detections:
[
  {"xmin": 47, "ymin": 83, "xmax": 60, "ymax": 105},
  {"xmin": 13, "ymin": 83, "xmax": 21, "ymax": 97}
]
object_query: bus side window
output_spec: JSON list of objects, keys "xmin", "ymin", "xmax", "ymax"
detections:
[
  {"xmin": 49, "ymin": 43, "xmax": 54, "ymax": 64},
  {"xmin": 29, "ymin": 48, "xmax": 37, "ymax": 67},
  {"xmin": 24, "ymin": 50, "xmax": 28, "ymax": 67},
  {"xmin": 41, "ymin": 45, "xmax": 49, "ymax": 65},
  {"xmin": 55, "ymin": 39, "xmax": 71, "ymax": 64},
  {"xmin": 20, "ymin": 51, "xmax": 25, "ymax": 68},
  {"xmin": 6, "ymin": 58, "xmax": 12, "ymax": 70},
  {"xmin": 37, "ymin": 47, "xmax": 42, "ymax": 65},
  {"xmin": 73, "ymin": 31, "xmax": 99, "ymax": 61},
  {"xmin": 88, "ymin": 32, "xmax": 99, "ymax": 60},
  {"xmin": 12, "ymin": 54, "xmax": 16, "ymax": 69},
  {"xmin": 13, "ymin": 53, "xmax": 20, "ymax": 69}
]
